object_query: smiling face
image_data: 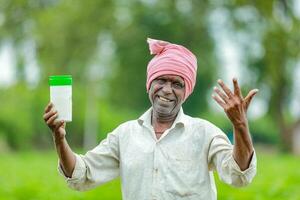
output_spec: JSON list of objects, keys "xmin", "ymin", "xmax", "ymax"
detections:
[{"xmin": 148, "ymin": 75, "xmax": 185, "ymax": 121}]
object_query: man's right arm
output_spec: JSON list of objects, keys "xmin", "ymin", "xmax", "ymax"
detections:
[
  {"xmin": 54, "ymin": 136, "xmax": 76, "ymax": 177},
  {"xmin": 44, "ymin": 102, "xmax": 120, "ymax": 191},
  {"xmin": 43, "ymin": 102, "xmax": 76, "ymax": 178}
]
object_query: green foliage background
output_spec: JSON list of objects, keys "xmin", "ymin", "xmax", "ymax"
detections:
[
  {"xmin": 0, "ymin": 0, "xmax": 299, "ymax": 199},
  {"xmin": 0, "ymin": 0, "xmax": 298, "ymax": 150},
  {"xmin": 0, "ymin": 150, "xmax": 299, "ymax": 200}
]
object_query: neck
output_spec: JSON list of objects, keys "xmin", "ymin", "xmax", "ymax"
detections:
[
  {"xmin": 152, "ymin": 108, "xmax": 179, "ymax": 122},
  {"xmin": 151, "ymin": 111, "xmax": 178, "ymax": 133}
]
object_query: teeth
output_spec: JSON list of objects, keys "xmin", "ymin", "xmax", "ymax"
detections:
[{"xmin": 159, "ymin": 96, "xmax": 171, "ymax": 102}]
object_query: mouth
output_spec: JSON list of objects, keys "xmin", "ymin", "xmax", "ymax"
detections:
[{"xmin": 157, "ymin": 95, "xmax": 173, "ymax": 103}]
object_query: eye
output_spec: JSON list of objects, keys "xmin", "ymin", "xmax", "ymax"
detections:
[
  {"xmin": 156, "ymin": 78, "xmax": 166, "ymax": 85},
  {"xmin": 172, "ymin": 82, "xmax": 184, "ymax": 89}
]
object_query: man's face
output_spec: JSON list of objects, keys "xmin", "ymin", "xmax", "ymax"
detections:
[{"xmin": 149, "ymin": 75, "xmax": 185, "ymax": 118}]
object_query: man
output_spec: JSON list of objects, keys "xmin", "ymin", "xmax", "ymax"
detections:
[{"xmin": 43, "ymin": 38, "xmax": 258, "ymax": 199}]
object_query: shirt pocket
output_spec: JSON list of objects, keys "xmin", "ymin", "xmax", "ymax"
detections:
[{"xmin": 164, "ymin": 155, "xmax": 201, "ymax": 197}]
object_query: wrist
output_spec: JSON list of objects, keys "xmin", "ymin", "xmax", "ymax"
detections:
[
  {"xmin": 53, "ymin": 133, "xmax": 66, "ymax": 144},
  {"xmin": 233, "ymin": 119, "xmax": 248, "ymax": 129}
]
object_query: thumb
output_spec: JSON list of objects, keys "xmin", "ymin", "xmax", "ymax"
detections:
[
  {"xmin": 54, "ymin": 120, "xmax": 65, "ymax": 132},
  {"xmin": 244, "ymin": 89, "xmax": 259, "ymax": 110}
]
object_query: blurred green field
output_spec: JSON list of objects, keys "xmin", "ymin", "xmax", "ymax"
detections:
[{"xmin": 0, "ymin": 149, "xmax": 299, "ymax": 200}]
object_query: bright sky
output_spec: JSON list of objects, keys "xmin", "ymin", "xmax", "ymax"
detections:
[
  {"xmin": 0, "ymin": 41, "xmax": 16, "ymax": 87},
  {"xmin": 294, "ymin": 0, "xmax": 300, "ymax": 19},
  {"xmin": 0, "ymin": 39, "xmax": 39, "ymax": 88}
]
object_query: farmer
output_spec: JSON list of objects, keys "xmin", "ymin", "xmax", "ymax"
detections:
[{"xmin": 43, "ymin": 38, "xmax": 258, "ymax": 200}]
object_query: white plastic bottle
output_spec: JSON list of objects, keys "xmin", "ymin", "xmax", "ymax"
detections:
[{"xmin": 49, "ymin": 75, "xmax": 72, "ymax": 122}]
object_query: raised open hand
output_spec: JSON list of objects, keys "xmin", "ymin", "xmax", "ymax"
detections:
[{"xmin": 212, "ymin": 78, "xmax": 258, "ymax": 127}]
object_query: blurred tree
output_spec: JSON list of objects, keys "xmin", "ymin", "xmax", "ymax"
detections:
[
  {"xmin": 223, "ymin": 0, "xmax": 300, "ymax": 151},
  {"xmin": 109, "ymin": 0, "xmax": 218, "ymax": 115},
  {"xmin": 0, "ymin": 0, "xmax": 299, "ymax": 152},
  {"xmin": 0, "ymin": 0, "xmax": 116, "ymax": 149},
  {"xmin": 0, "ymin": 0, "xmax": 115, "ymax": 82},
  {"xmin": 33, "ymin": 0, "xmax": 115, "ymax": 82},
  {"xmin": 33, "ymin": 0, "xmax": 115, "ymax": 149}
]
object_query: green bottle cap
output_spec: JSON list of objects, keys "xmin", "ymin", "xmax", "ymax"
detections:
[{"xmin": 49, "ymin": 75, "xmax": 72, "ymax": 86}]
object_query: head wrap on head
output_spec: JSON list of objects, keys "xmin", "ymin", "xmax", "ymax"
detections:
[{"xmin": 146, "ymin": 38, "xmax": 198, "ymax": 101}]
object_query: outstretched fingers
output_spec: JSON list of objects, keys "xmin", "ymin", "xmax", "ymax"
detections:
[
  {"xmin": 233, "ymin": 78, "xmax": 243, "ymax": 99},
  {"xmin": 213, "ymin": 87, "xmax": 229, "ymax": 103},
  {"xmin": 244, "ymin": 89, "xmax": 259, "ymax": 109},
  {"xmin": 212, "ymin": 94, "xmax": 226, "ymax": 108},
  {"xmin": 217, "ymin": 79, "xmax": 234, "ymax": 98}
]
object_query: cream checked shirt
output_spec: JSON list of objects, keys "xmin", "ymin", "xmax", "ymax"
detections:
[{"xmin": 59, "ymin": 108, "xmax": 256, "ymax": 200}]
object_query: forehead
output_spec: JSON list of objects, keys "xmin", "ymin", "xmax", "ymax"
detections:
[{"xmin": 156, "ymin": 75, "xmax": 184, "ymax": 83}]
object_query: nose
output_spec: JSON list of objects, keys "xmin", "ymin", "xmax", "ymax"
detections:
[{"xmin": 161, "ymin": 82, "xmax": 172, "ymax": 94}]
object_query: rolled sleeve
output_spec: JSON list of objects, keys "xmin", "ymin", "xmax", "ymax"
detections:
[
  {"xmin": 230, "ymin": 151, "xmax": 257, "ymax": 175},
  {"xmin": 223, "ymin": 151, "xmax": 257, "ymax": 187},
  {"xmin": 57, "ymin": 130, "xmax": 120, "ymax": 191},
  {"xmin": 58, "ymin": 154, "xmax": 86, "ymax": 182},
  {"xmin": 208, "ymin": 134, "xmax": 257, "ymax": 187}
]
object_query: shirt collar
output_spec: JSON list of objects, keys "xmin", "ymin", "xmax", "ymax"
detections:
[
  {"xmin": 138, "ymin": 107, "xmax": 152, "ymax": 127},
  {"xmin": 138, "ymin": 107, "xmax": 187, "ymax": 128}
]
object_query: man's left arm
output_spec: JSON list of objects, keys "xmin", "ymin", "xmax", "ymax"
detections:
[{"xmin": 212, "ymin": 78, "xmax": 258, "ymax": 170}]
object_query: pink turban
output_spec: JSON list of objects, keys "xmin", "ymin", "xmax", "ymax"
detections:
[{"xmin": 146, "ymin": 38, "xmax": 198, "ymax": 100}]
